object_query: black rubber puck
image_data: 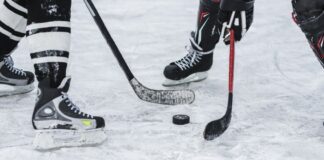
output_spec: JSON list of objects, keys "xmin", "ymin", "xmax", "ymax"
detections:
[{"xmin": 173, "ymin": 114, "xmax": 190, "ymax": 125}]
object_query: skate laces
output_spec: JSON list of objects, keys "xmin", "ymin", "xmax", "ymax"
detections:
[
  {"xmin": 61, "ymin": 92, "xmax": 93, "ymax": 118},
  {"xmin": 3, "ymin": 56, "xmax": 26, "ymax": 76},
  {"xmin": 174, "ymin": 46, "xmax": 202, "ymax": 71}
]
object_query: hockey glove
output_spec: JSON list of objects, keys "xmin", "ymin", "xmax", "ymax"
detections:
[{"xmin": 218, "ymin": 5, "xmax": 254, "ymax": 44}]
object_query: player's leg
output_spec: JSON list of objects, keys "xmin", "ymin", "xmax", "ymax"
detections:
[
  {"xmin": 163, "ymin": 0, "xmax": 221, "ymax": 86},
  {"xmin": 0, "ymin": 0, "xmax": 35, "ymax": 96},
  {"xmin": 292, "ymin": 0, "xmax": 324, "ymax": 66},
  {"xmin": 26, "ymin": 0, "xmax": 106, "ymax": 149}
]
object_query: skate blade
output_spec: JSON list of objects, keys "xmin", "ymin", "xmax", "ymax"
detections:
[
  {"xmin": 33, "ymin": 128, "xmax": 107, "ymax": 150},
  {"xmin": 163, "ymin": 72, "xmax": 208, "ymax": 87},
  {"xmin": 0, "ymin": 83, "xmax": 34, "ymax": 97}
]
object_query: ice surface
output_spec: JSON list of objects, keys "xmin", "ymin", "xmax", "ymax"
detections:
[{"xmin": 1, "ymin": 0, "xmax": 324, "ymax": 159}]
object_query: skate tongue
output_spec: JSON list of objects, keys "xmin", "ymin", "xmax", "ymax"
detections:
[
  {"xmin": 58, "ymin": 77, "xmax": 71, "ymax": 92},
  {"xmin": 38, "ymin": 76, "xmax": 71, "ymax": 92},
  {"xmin": 3, "ymin": 56, "xmax": 14, "ymax": 66},
  {"xmin": 189, "ymin": 31, "xmax": 203, "ymax": 51}
]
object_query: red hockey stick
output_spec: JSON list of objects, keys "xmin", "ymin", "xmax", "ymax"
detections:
[{"xmin": 204, "ymin": 30, "xmax": 235, "ymax": 140}]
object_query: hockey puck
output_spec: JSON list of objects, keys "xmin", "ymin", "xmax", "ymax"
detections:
[{"xmin": 173, "ymin": 114, "xmax": 190, "ymax": 125}]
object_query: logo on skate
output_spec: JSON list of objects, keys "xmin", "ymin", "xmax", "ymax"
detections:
[
  {"xmin": 200, "ymin": 12, "xmax": 209, "ymax": 22},
  {"xmin": 82, "ymin": 120, "xmax": 93, "ymax": 127}
]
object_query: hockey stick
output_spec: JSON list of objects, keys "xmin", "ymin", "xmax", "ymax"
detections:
[
  {"xmin": 83, "ymin": 0, "xmax": 195, "ymax": 105},
  {"xmin": 203, "ymin": 30, "xmax": 235, "ymax": 140}
]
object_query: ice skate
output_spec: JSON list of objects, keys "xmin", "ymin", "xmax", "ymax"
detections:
[
  {"xmin": 0, "ymin": 56, "xmax": 35, "ymax": 96},
  {"xmin": 32, "ymin": 77, "xmax": 106, "ymax": 150},
  {"xmin": 163, "ymin": 33, "xmax": 213, "ymax": 86}
]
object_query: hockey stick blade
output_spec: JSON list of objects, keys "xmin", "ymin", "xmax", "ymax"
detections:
[
  {"xmin": 204, "ymin": 93, "xmax": 232, "ymax": 140},
  {"xmin": 203, "ymin": 30, "xmax": 235, "ymax": 140},
  {"xmin": 83, "ymin": 0, "xmax": 195, "ymax": 105},
  {"xmin": 130, "ymin": 78, "xmax": 195, "ymax": 105}
]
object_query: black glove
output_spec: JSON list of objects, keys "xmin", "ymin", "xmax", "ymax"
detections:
[{"xmin": 217, "ymin": 1, "xmax": 254, "ymax": 44}]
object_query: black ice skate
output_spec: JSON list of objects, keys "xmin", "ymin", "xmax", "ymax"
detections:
[
  {"xmin": 163, "ymin": 33, "xmax": 213, "ymax": 86},
  {"xmin": 0, "ymin": 56, "xmax": 35, "ymax": 96},
  {"xmin": 32, "ymin": 76, "xmax": 106, "ymax": 150}
]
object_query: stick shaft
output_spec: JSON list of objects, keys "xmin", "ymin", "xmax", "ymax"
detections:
[
  {"xmin": 84, "ymin": 0, "xmax": 134, "ymax": 80},
  {"xmin": 229, "ymin": 30, "xmax": 235, "ymax": 93}
]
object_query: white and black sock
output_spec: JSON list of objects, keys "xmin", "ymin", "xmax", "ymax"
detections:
[
  {"xmin": 0, "ymin": 0, "xmax": 27, "ymax": 55},
  {"xmin": 26, "ymin": 0, "xmax": 71, "ymax": 87}
]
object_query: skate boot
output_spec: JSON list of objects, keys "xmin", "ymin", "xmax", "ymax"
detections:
[
  {"xmin": 163, "ymin": 33, "xmax": 213, "ymax": 86},
  {"xmin": 32, "ymin": 76, "xmax": 106, "ymax": 150},
  {"xmin": 0, "ymin": 55, "xmax": 35, "ymax": 96}
]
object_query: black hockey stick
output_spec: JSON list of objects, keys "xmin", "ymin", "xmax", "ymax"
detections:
[
  {"xmin": 83, "ymin": 0, "xmax": 195, "ymax": 105},
  {"xmin": 203, "ymin": 30, "xmax": 235, "ymax": 140}
]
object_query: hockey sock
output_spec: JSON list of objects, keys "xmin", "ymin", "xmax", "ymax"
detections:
[
  {"xmin": 0, "ymin": 0, "xmax": 27, "ymax": 56},
  {"xmin": 26, "ymin": 0, "xmax": 71, "ymax": 88}
]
